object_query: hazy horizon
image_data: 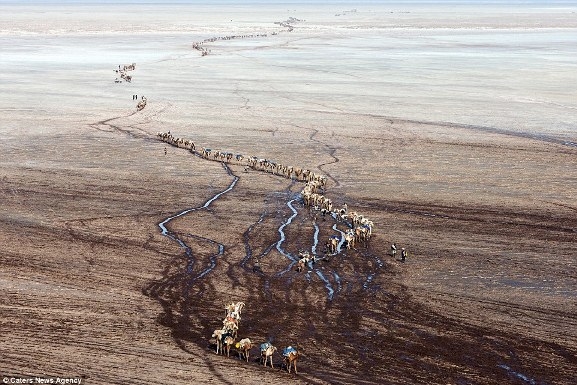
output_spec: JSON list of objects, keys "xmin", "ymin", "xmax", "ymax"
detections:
[{"xmin": 2, "ymin": 0, "xmax": 577, "ymax": 5}]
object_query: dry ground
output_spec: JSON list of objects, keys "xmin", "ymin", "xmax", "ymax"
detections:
[{"xmin": 2, "ymin": 113, "xmax": 576, "ymax": 384}]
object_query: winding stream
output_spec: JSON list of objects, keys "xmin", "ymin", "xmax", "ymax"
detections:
[
  {"xmin": 157, "ymin": 163, "xmax": 238, "ymax": 288},
  {"xmin": 275, "ymin": 197, "xmax": 300, "ymax": 276}
]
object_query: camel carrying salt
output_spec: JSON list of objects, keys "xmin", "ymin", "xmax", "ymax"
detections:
[
  {"xmin": 236, "ymin": 338, "xmax": 252, "ymax": 362},
  {"xmin": 260, "ymin": 342, "xmax": 277, "ymax": 368},
  {"xmin": 136, "ymin": 96, "xmax": 147, "ymax": 111},
  {"xmin": 282, "ymin": 345, "xmax": 299, "ymax": 373}
]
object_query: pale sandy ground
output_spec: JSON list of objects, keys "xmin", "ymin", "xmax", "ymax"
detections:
[{"xmin": 1, "ymin": 2, "xmax": 576, "ymax": 385}]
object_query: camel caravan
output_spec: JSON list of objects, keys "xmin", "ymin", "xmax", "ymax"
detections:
[
  {"xmin": 300, "ymin": 178, "xmax": 374, "ymax": 254},
  {"xmin": 136, "ymin": 96, "xmax": 147, "ymax": 111},
  {"xmin": 211, "ymin": 301, "xmax": 300, "ymax": 373},
  {"xmin": 114, "ymin": 62, "xmax": 136, "ymax": 83},
  {"xmin": 156, "ymin": 132, "xmax": 327, "ymax": 185},
  {"xmin": 191, "ymin": 17, "xmax": 303, "ymax": 57},
  {"xmin": 156, "ymin": 131, "xmax": 375, "ymax": 266},
  {"xmin": 192, "ymin": 32, "xmax": 270, "ymax": 57},
  {"xmin": 212, "ymin": 301, "xmax": 244, "ymax": 356}
]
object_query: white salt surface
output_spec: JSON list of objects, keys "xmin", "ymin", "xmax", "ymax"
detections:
[{"xmin": 1, "ymin": 2, "xmax": 576, "ymax": 140}]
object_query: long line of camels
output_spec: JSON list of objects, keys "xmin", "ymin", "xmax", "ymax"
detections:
[
  {"xmin": 157, "ymin": 133, "xmax": 375, "ymax": 373},
  {"xmin": 191, "ymin": 17, "xmax": 303, "ymax": 57},
  {"xmin": 157, "ymin": 131, "xmax": 374, "ymax": 263}
]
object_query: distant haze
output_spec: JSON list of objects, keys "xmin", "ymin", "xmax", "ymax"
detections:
[{"xmin": 2, "ymin": 0, "xmax": 577, "ymax": 5}]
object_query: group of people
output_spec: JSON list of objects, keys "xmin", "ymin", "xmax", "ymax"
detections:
[{"xmin": 391, "ymin": 243, "xmax": 408, "ymax": 262}]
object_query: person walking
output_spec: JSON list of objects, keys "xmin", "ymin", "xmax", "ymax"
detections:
[
  {"xmin": 401, "ymin": 248, "xmax": 407, "ymax": 262},
  {"xmin": 391, "ymin": 243, "xmax": 397, "ymax": 258}
]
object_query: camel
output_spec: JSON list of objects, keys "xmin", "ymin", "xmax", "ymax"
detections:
[
  {"xmin": 296, "ymin": 251, "xmax": 316, "ymax": 272},
  {"xmin": 360, "ymin": 219, "xmax": 374, "ymax": 237},
  {"xmin": 247, "ymin": 156, "xmax": 258, "ymax": 168},
  {"xmin": 354, "ymin": 226, "xmax": 365, "ymax": 242},
  {"xmin": 326, "ymin": 235, "xmax": 339, "ymax": 254},
  {"xmin": 344, "ymin": 229, "xmax": 355, "ymax": 250},
  {"xmin": 233, "ymin": 301, "xmax": 245, "ymax": 316},
  {"xmin": 351, "ymin": 212, "xmax": 364, "ymax": 227},
  {"xmin": 222, "ymin": 319, "xmax": 238, "ymax": 338},
  {"xmin": 183, "ymin": 139, "xmax": 195, "ymax": 150},
  {"xmin": 296, "ymin": 258, "xmax": 306, "ymax": 273},
  {"xmin": 237, "ymin": 338, "xmax": 252, "ymax": 362},
  {"xmin": 224, "ymin": 302, "xmax": 235, "ymax": 316},
  {"xmin": 285, "ymin": 166, "xmax": 294, "ymax": 179},
  {"xmin": 293, "ymin": 167, "xmax": 303, "ymax": 180},
  {"xmin": 301, "ymin": 169, "xmax": 311, "ymax": 182},
  {"xmin": 302, "ymin": 191, "xmax": 313, "ymax": 206},
  {"xmin": 260, "ymin": 342, "xmax": 277, "ymax": 368},
  {"xmin": 225, "ymin": 301, "xmax": 245, "ymax": 317},
  {"xmin": 282, "ymin": 346, "xmax": 299, "ymax": 374},
  {"xmin": 321, "ymin": 197, "xmax": 332, "ymax": 212},
  {"xmin": 223, "ymin": 335, "xmax": 235, "ymax": 357},
  {"xmin": 212, "ymin": 328, "xmax": 226, "ymax": 354},
  {"xmin": 136, "ymin": 96, "xmax": 147, "ymax": 111},
  {"xmin": 337, "ymin": 203, "xmax": 348, "ymax": 220},
  {"xmin": 355, "ymin": 225, "xmax": 372, "ymax": 243}
]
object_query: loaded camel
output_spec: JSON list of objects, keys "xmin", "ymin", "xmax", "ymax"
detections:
[
  {"xmin": 212, "ymin": 328, "xmax": 226, "ymax": 355},
  {"xmin": 325, "ymin": 235, "xmax": 340, "ymax": 255},
  {"xmin": 260, "ymin": 342, "xmax": 277, "ymax": 368},
  {"xmin": 223, "ymin": 334, "xmax": 235, "ymax": 357},
  {"xmin": 296, "ymin": 251, "xmax": 317, "ymax": 272},
  {"xmin": 282, "ymin": 346, "xmax": 299, "ymax": 374},
  {"xmin": 237, "ymin": 338, "xmax": 252, "ymax": 362},
  {"xmin": 136, "ymin": 96, "xmax": 147, "ymax": 111}
]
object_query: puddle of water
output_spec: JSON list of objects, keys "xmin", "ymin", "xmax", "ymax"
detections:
[
  {"xmin": 498, "ymin": 364, "xmax": 540, "ymax": 385},
  {"xmin": 315, "ymin": 269, "xmax": 335, "ymax": 300},
  {"xmin": 333, "ymin": 271, "xmax": 342, "ymax": 293},
  {"xmin": 275, "ymin": 198, "xmax": 299, "ymax": 276},
  {"xmin": 363, "ymin": 274, "xmax": 374, "ymax": 290},
  {"xmin": 196, "ymin": 243, "xmax": 224, "ymax": 280},
  {"xmin": 312, "ymin": 221, "xmax": 320, "ymax": 255}
]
